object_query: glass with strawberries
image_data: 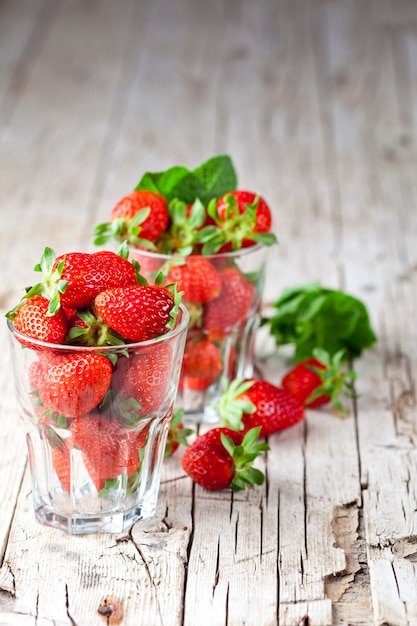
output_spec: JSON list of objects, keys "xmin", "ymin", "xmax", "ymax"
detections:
[
  {"xmin": 93, "ymin": 156, "xmax": 276, "ymax": 423},
  {"xmin": 128, "ymin": 243, "xmax": 269, "ymax": 422},
  {"xmin": 7, "ymin": 248, "xmax": 188, "ymax": 534}
]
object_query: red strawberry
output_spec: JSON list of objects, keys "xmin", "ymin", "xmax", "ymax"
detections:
[
  {"xmin": 93, "ymin": 190, "xmax": 169, "ymax": 248},
  {"xmin": 9, "ymin": 296, "xmax": 68, "ymax": 345},
  {"xmin": 167, "ymin": 256, "xmax": 221, "ymax": 303},
  {"xmin": 111, "ymin": 342, "xmax": 172, "ymax": 419},
  {"xmin": 70, "ymin": 412, "xmax": 149, "ymax": 490},
  {"xmin": 94, "ymin": 284, "xmax": 176, "ymax": 342},
  {"xmin": 30, "ymin": 366, "xmax": 71, "ymax": 427},
  {"xmin": 38, "ymin": 352, "xmax": 112, "ymax": 418},
  {"xmin": 22, "ymin": 247, "xmax": 140, "ymax": 314},
  {"xmin": 29, "ymin": 359, "xmax": 43, "ymax": 389},
  {"xmin": 182, "ymin": 337, "xmax": 223, "ymax": 391},
  {"xmin": 203, "ymin": 266, "xmax": 255, "ymax": 339},
  {"xmin": 43, "ymin": 424, "xmax": 72, "ymax": 493},
  {"xmin": 52, "ymin": 249, "xmax": 139, "ymax": 309},
  {"xmin": 282, "ymin": 358, "xmax": 328, "ymax": 407},
  {"xmin": 281, "ymin": 349, "xmax": 357, "ymax": 413},
  {"xmin": 28, "ymin": 360, "xmax": 47, "ymax": 416},
  {"xmin": 200, "ymin": 190, "xmax": 277, "ymax": 252},
  {"xmin": 216, "ymin": 378, "xmax": 304, "ymax": 437},
  {"xmin": 81, "ymin": 453, "xmax": 106, "ymax": 492},
  {"xmin": 157, "ymin": 198, "xmax": 214, "ymax": 254},
  {"xmin": 181, "ymin": 426, "xmax": 269, "ymax": 491},
  {"xmin": 217, "ymin": 190, "xmax": 272, "ymax": 232},
  {"xmin": 64, "ymin": 307, "xmax": 125, "ymax": 348},
  {"xmin": 51, "ymin": 445, "xmax": 71, "ymax": 493}
]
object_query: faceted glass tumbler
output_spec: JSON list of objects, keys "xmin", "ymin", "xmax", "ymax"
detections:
[
  {"xmin": 129, "ymin": 244, "xmax": 268, "ymax": 423},
  {"xmin": 7, "ymin": 305, "xmax": 188, "ymax": 535}
]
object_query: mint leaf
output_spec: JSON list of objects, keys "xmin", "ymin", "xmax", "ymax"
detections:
[
  {"xmin": 191, "ymin": 154, "xmax": 237, "ymax": 202},
  {"xmin": 135, "ymin": 165, "xmax": 189, "ymax": 199},
  {"xmin": 134, "ymin": 154, "xmax": 237, "ymax": 205},
  {"xmin": 267, "ymin": 283, "xmax": 377, "ymax": 362}
]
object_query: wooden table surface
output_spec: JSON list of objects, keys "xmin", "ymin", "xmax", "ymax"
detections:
[{"xmin": 1, "ymin": 0, "xmax": 417, "ymax": 624}]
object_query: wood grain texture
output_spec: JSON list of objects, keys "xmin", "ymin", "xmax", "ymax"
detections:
[{"xmin": 1, "ymin": 0, "xmax": 417, "ymax": 624}]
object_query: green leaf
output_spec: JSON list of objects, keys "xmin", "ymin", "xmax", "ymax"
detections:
[
  {"xmin": 219, "ymin": 426, "xmax": 270, "ymax": 492},
  {"xmin": 267, "ymin": 283, "xmax": 377, "ymax": 362},
  {"xmin": 135, "ymin": 154, "xmax": 237, "ymax": 205},
  {"xmin": 135, "ymin": 165, "xmax": 190, "ymax": 199}
]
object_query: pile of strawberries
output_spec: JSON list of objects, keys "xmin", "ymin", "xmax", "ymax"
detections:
[
  {"xmin": 94, "ymin": 186, "xmax": 276, "ymax": 395},
  {"xmin": 8, "ymin": 154, "xmax": 360, "ymax": 497},
  {"xmin": 87, "ymin": 156, "xmax": 358, "ymax": 493},
  {"xmin": 7, "ymin": 245, "xmax": 184, "ymax": 494}
]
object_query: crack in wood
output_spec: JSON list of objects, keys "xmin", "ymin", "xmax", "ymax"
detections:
[
  {"xmin": 324, "ymin": 505, "xmax": 361, "ymax": 602},
  {"xmin": 302, "ymin": 421, "xmax": 308, "ymax": 559},
  {"xmin": 212, "ymin": 537, "xmax": 220, "ymax": 597},
  {"xmin": 0, "ymin": 561, "xmax": 16, "ymax": 596},
  {"xmin": 65, "ymin": 583, "xmax": 78, "ymax": 626}
]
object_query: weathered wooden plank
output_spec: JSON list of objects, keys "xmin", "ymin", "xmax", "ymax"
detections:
[
  {"xmin": 0, "ymin": 0, "xmax": 52, "ymax": 126},
  {"xmin": 0, "ymin": 462, "xmax": 193, "ymax": 625},
  {"xmin": 183, "ymin": 452, "xmax": 279, "ymax": 626},
  {"xmin": 312, "ymin": 1, "xmax": 417, "ymax": 625}
]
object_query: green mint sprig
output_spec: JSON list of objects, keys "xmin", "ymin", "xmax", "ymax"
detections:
[
  {"xmin": 264, "ymin": 282, "xmax": 377, "ymax": 363},
  {"xmin": 135, "ymin": 154, "xmax": 238, "ymax": 205}
]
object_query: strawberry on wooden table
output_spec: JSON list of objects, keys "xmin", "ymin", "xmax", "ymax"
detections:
[
  {"xmin": 181, "ymin": 426, "xmax": 269, "ymax": 491},
  {"xmin": 216, "ymin": 378, "xmax": 305, "ymax": 437},
  {"xmin": 281, "ymin": 348, "xmax": 357, "ymax": 413}
]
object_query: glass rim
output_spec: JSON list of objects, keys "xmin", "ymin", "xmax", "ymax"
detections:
[
  {"xmin": 7, "ymin": 302, "xmax": 189, "ymax": 353},
  {"xmin": 129, "ymin": 242, "xmax": 267, "ymax": 262}
]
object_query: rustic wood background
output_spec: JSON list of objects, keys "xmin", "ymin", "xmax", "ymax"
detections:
[{"xmin": 1, "ymin": 0, "xmax": 417, "ymax": 624}]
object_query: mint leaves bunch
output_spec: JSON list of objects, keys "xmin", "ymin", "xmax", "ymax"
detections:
[{"xmin": 265, "ymin": 282, "xmax": 377, "ymax": 363}]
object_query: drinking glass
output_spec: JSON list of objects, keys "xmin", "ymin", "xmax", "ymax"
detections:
[
  {"xmin": 129, "ymin": 244, "xmax": 268, "ymax": 423},
  {"xmin": 7, "ymin": 305, "xmax": 188, "ymax": 535}
]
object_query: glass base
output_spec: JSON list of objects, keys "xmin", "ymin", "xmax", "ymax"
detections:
[{"xmin": 35, "ymin": 501, "xmax": 156, "ymax": 535}]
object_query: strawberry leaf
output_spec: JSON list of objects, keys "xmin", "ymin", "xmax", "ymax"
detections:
[
  {"xmin": 215, "ymin": 378, "xmax": 257, "ymax": 431},
  {"xmin": 220, "ymin": 426, "xmax": 270, "ymax": 492},
  {"xmin": 21, "ymin": 247, "xmax": 68, "ymax": 314},
  {"xmin": 165, "ymin": 283, "xmax": 184, "ymax": 330}
]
